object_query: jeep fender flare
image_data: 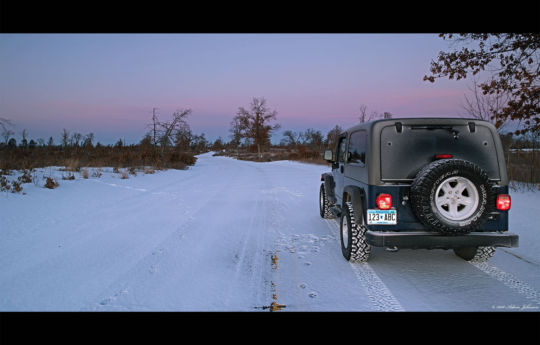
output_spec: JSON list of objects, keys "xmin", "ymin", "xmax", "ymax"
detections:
[
  {"xmin": 342, "ymin": 185, "xmax": 366, "ymax": 224},
  {"xmin": 321, "ymin": 173, "xmax": 337, "ymax": 204}
]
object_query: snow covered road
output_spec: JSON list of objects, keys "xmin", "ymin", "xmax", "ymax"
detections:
[{"xmin": 1, "ymin": 152, "xmax": 539, "ymax": 311}]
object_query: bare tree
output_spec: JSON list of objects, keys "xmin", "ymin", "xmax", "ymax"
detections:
[
  {"xmin": 228, "ymin": 115, "xmax": 247, "ymax": 156},
  {"xmin": 70, "ymin": 132, "xmax": 82, "ymax": 147},
  {"xmin": 174, "ymin": 122, "xmax": 192, "ymax": 151},
  {"xmin": 20, "ymin": 129, "xmax": 28, "ymax": 148},
  {"xmin": 358, "ymin": 105, "xmax": 372, "ymax": 123},
  {"xmin": 83, "ymin": 133, "xmax": 95, "ymax": 148},
  {"xmin": 190, "ymin": 133, "xmax": 208, "ymax": 153},
  {"xmin": 151, "ymin": 107, "xmax": 159, "ymax": 149},
  {"xmin": 301, "ymin": 128, "xmax": 324, "ymax": 151},
  {"xmin": 325, "ymin": 125, "xmax": 343, "ymax": 150},
  {"xmin": 0, "ymin": 117, "xmax": 14, "ymax": 144},
  {"xmin": 229, "ymin": 113, "xmax": 249, "ymax": 149},
  {"xmin": 461, "ymin": 77, "xmax": 511, "ymax": 132},
  {"xmin": 281, "ymin": 130, "xmax": 302, "ymax": 149},
  {"xmin": 61, "ymin": 129, "xmax": 69, "ymax": 148},
  {"xmin": 358, "ymin": 104, "xmax": 383, "ymax": 123},
  {"xmin": 233, "ymin": 97, "xmax": 280, "ymax": 158},
  {"xmin": 158, "ymin": 109, "xmax": 192, "ymax": 155}
]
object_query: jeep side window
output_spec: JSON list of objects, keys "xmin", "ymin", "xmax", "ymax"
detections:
[
  {"xmin": 337, "ymin": 137, "xmax": 347, "ymax": 163},
  {"xmin": 348, "ymin": 130, "xmax": 367, "ymax": 166}
]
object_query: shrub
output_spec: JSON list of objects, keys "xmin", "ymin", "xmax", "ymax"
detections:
[
  {"xmin": 44, "ymin": 177, "xmax": 59, "ymax": 189},
  {"xmin": 18, "ymin": 169, "xmax": 32, "ymax": 184},
  {"xmin": 92, "ymin": 168, "xmax": 102, "ymax": 178},
  {"xmin": 0, "ymin": 176, "xmax": 10, "ymax": 192},
  {"xmin": 62, "ymin": 172, "xmax": 75, "ymax": 180},
  {"xmin": 11, "ymin": 180, "xmax": 23, "ymax": 193}
]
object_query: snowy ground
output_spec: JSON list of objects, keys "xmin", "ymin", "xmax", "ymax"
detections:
[{"xmin": 1, "ymin": 152, "xmax": 539, "ymax": 311}]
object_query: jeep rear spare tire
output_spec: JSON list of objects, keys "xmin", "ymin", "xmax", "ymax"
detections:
[{"xmin": 410, "ymin": 159, "xmax": 496, "ymax": 235}]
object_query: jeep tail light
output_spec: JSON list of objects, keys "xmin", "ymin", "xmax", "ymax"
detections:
[
  {"xmin": 435, "ymin": 154, "xmax": 453, "ymax": 159},
  {"xmin": 376, "ymin": 194, "xmax": 392, "ymax": 210},
  {"xmin": 497, "ymin": 194, "xmax": 511, "ymax": 211}
]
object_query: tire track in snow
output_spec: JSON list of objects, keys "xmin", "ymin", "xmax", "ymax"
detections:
[
  {"xmin": 348, "ymin": 262, "xmax": 404, "ymax": 311},
  {"xmin": 324, "ymin": 219, "xmax": 404, "ymax": 311},
  {"xmin": 470, "ymin": 261, "xmax": 540, "ymax": 307}
]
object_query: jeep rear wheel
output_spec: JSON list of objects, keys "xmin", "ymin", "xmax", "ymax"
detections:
[
  {"xmin": 454, "ymin": 246, "xmax": 496, "ymax": 262},
  {"xmin": 340, "ymin": 201, "xmax": 370, "ymax": 262},
  {"xmin": 410, "ymin": 159, "xmax": 496, "ymax": 235},
  {"xmin": 319, "ymin": 184, "xmax": 334, "ymax": 219}
]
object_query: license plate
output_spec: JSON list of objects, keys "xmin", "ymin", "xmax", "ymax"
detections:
[{"xmin": 367, "ymin": 209, "xmax": 397, "ymax": 225}]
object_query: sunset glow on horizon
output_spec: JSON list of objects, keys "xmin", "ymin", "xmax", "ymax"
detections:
[{"xmin": 0, "ymin": 34, "xmax": 474, "ymax": 145}]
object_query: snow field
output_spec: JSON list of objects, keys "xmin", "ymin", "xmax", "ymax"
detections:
[{"xmin": 1, "ymin": 152, "xmax": 539, "ymax": 311}]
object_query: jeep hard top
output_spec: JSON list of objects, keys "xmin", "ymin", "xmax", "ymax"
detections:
[{"xmin": 319, "ymin": 117, "xmax": 518, "ymax": 262}]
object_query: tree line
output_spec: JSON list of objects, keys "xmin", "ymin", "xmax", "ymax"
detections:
[{"xmin": 1, "ymin": 33, "xmax": 538, "ymax": 176}]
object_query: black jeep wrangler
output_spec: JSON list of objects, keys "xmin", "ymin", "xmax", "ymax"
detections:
[{"xmin": 319, "ymin": 118, "xmax": 518, "ymax": 262}]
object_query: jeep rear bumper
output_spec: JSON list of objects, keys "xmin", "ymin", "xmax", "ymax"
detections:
[{"xmin": 365, "ymin": 231, "xmax": 519, "ymax": 249}]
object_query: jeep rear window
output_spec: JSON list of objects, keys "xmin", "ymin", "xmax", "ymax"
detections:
[{"xmin": 380, "ymin": 124, "xmax": 501, "ymax": 181}]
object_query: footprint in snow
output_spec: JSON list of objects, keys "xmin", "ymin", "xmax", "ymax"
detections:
[
  {"xmin": 99, "ymin": 298, "xmax": 112, "ymax": 306},
  {"xmin": 99, "ymin": 289, "xmax": 128, "ymax": 306},
  {"xmin": 309, "ymin": 292, "xmax": 318, "ymax": 298}
]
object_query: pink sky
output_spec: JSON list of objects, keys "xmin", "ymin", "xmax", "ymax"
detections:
[{"xmin": 0, "ymin": 34, "xmax": 476, "ymax": 144}]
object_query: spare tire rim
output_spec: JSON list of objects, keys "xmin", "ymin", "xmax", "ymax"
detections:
[{"xmin": 434, "ymin": 176, "xmax": 479, "ymax": 221}]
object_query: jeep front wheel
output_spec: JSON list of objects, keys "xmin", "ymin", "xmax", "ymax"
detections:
[
  {"xmin": 319, "ymin": 184, "xmax": 334, "ymax": 219},
  {"xmin": 340, "ymin": 201, "xmax": 370, "ymax": 262}
]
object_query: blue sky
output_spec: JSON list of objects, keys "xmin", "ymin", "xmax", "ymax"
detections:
[{"xmin": 0, "ymin": 33, "xmax": 474, "ymax": 145}]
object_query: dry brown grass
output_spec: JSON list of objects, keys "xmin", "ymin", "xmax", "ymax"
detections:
[
  {"xmin": 119, "ymin": 170, "xmax": 129, "ymax": 179},
  {"xmin": 217, "ymin": 147, "xmax": 328, "ymax": 165},
  {"xmin": 0, "ymin": 146, "xmax": 197, "ymax": 172},
  {"xmin": 81, "ymin": 168, "xmax": 89, "ymax": 179},
  {"xmin": 63, "ymin": 159, "xmax": 81, "ymax": 172},
  {"xmin": 506, "ymin": 150, "xmax": 539, "ymax": 187}
]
